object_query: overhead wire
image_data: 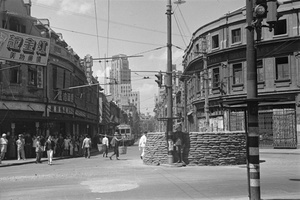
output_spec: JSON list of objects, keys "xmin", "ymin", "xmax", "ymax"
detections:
[
  {"xmin": 31, "ymin": 1, "xmax": 188, "ymax": 38},
  {"xmin": 173, "ymin": 13, "xmax": 187, "ymax": 47},
  {"xmin": 93, "ymin": 0, "xmax": 101, "ymax": 61},
  {"xmin": 50, "ymin": 26, "xmax": 164, "ymax": 47},
  {"xmin": 130, "ymin": 46, "xmax": 167, "ymax": 57},
  {"xmin": 106, "ymin": 0, "xmax": 110, "ymax": 57},
  {"xmin": 177, "ymin": 5, "xmax": 192, "ymax": 37}
]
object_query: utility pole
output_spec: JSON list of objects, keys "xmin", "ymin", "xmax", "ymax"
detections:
[
  {"xmin": 246, "ymin": 0, "xmax": 260, "ymax": 199},
  {"xmin": 166, "ymin": 0, "xmax": 174, "ymax": 164}
]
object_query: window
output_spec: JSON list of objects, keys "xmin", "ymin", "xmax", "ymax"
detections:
[
  {"xmin": 232, "ymin": 28, "xmax": 241, "ymax": 44},
  {"xmin": 53, "ymin": 67, "xmax": 57, "ymax": 89},
  {"xmin": 212, "ymin": 35, "xmax": 219, "ymax": 49},
  {"xmin": 276, "ymin": 57, "xmax": 289, "ymax": 80},
  {"xmin": 257, "ymin": 60, "xmax": 264, "ymax": 82},
  {"xmin": 9, "ymin": 18, "xmax": 26, "ymax": 33},
  {"xmin": 233, "ymin": 63, "xmax": 243, "ymax": 84},
  {"xmin": 2, "ymin": 20, "xmax": 7, "ymax": 28},
  {"xmin": 28, "ymin": 66, "xmax": 37, "ymax": 86},
  {"xmin": 274, "ymin": 19, "xmax": 287, "ymax": 36},
  {"xmin": 196, "ymin": 73, "xmax": 201, "ymax": 93},
  {"xmin": 0, "ymin": 63, "xmax": 2, "ymax": 82},
  {"xmin": 10, "ymin": 67, "xmax": 20, "ymax": 84},
  {"xmin": 212, "ymin": 67, "xmax": 220, "ymax": 88},
  {"xmin": 195, "ymin": 43, "xmax": 199, "ymax": 54}
]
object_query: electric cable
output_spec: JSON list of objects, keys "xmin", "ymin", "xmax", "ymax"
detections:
[
  {"xmin": 51, "ymin": 26, "xmax": 164, "ymax": 47},
  {"xmin": 31, "ymin": 1, "xmax": 187, "ymax": 38},
  {"xmin": 174, "ymin": 13, "xmax": 187, "ymax": 47},
  {"xmin": 93, "ymin": 0, "xmax": 101, "ymax": 61},
  {"xmin": 177, "ymin": 5, "xmax": 191, "ymax": 37},
  {"xmin": 106, "ymin": 0, "xmax": 111, "ymax": 57}
]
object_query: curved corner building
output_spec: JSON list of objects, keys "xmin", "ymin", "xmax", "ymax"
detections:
[
  {"xmin": 0, "ymin": 0, "xmax": 99, "ymax": 143},
  {"xmin": 182, "ymin": 1, "xmax": 300, "ymax": 148}
]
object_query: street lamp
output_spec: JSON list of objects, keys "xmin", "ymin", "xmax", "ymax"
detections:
[{"xmin": 165, "ymin": 0, "xmax": 185, "ymax": 165}]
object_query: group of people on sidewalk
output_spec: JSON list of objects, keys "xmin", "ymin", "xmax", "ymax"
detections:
[{"xmin": 0, "ymin": 133, "xmax": 93, "ymax": 165}]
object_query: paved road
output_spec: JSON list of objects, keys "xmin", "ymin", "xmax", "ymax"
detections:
[{"xmin": 0, "ymin": 145, "xmax": 299, "ymax": 200}]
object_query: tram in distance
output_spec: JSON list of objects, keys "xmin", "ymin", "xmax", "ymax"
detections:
[{"xmin": 115, "ymin": 124, "xmax": 135, "ymax": 146}]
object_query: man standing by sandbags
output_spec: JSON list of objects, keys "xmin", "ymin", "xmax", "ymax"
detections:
[{"xmin": 139, "ymin": 131, "xmax": 147, "ymax": 160}]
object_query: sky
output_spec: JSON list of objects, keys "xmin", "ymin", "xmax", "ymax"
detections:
[{"xmin": 30, "ymin": 0, "xmax": 246, "ymax": 115}]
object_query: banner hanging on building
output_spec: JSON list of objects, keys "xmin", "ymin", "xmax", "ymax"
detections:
[{"xmin": 0, "ymin": 28, "xmax": 50, "ymax": 66}]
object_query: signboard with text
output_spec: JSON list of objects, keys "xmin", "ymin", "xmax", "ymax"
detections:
[{"xmin": 0, "ymin": 28, "xmax": 50, "ymax": 66}]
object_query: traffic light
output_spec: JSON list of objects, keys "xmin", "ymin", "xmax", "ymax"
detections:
[
  {"xmin": 266, "ymin": 0, "xmax": 283, "ymax": 27},
  {"xmin": 254, "ymin": 0, "xmax": 268, "ymax": 19},
  {"xmin": 155, "ymin": 72, "xmax": 163, "ymax": 88}
]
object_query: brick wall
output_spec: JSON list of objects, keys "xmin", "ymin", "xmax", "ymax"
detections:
[{"xmin": 143, "ymin": 131, "xmax": 246, "ymax": 166}]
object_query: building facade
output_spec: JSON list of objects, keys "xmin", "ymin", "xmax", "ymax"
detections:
[
  {"xmin": 181, "ymin": 1, "xmax": 300, "ymax": 148},
  {"xmin": 0, "ymin": 0, "xmax": 99, "ymax": 143},
  {"xmin": 109, "ymin": 54, "xmax": 140, "ymax": 113}
]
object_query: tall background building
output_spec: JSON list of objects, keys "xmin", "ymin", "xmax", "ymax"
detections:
[{"xmin": 109, "ymin": 54, "xmax": 140, "ymax": 113}]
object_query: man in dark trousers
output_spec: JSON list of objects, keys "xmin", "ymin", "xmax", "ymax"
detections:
[
  {"xmin": 174, "ymin": 123, "xmax": 184, "ymax": 164},
  {"xmin": 109, "ymin": 132, "xmax": 121, "ymax": 160}
]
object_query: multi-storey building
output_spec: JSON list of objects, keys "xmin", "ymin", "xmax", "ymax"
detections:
[
  {"xmin": 0, "ymin": 0, "xmax": 99, "ymax": 143},
  {"xmin": 109, "ymin": 54, "xmax": 140, "ymax": 113},
  {"xmin": 181, "ymin": 0, "xmax": 300, "ymax": 148},
  {"xmin": 154, "ymin": 66, "xmax": 183, "ymax": 132}
]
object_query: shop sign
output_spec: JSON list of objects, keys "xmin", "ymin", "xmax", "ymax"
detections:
[{"xmin": 0, "ymin": 28, "xmax": 50, "ymax": 66}]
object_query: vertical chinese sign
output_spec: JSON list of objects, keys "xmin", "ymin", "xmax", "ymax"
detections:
[{"xmin": 0, "ymin": 28, "xmax": 50, "ymax": 66}]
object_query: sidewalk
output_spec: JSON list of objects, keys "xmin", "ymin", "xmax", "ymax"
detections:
[
  {"xmin": 1, "ymin": 147, "xmax": 299, "ymax": 168},
  {"xmin": 0, "ymin": 148, "xmax": 101, "ymax": 168},
  {"xmin": 260, "ymin": 147, "xmax": 300, "ymax": 155}
]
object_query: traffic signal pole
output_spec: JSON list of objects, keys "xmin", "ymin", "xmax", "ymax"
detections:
[
  {"xmin": 246, "ymin": 0, "xmax": 261, "ymax": 199},
  {"xmin": 166, "ymin": 0, "xmax": 174, "ymax": 164}
]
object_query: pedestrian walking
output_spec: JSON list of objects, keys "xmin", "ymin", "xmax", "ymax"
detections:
[
  {"xmin": 40, "ymin": 135, "xmax": 46, "ymax": 158},
  {"xmin": 16, "ymin": 134, "xmax": 26, "ymax": 160},
  {"xmin": 102, "ymin": 134, "xmax": 109, "ymax": 157},
  {"xmin": 57, "ymin": 134, "xmax": 64, "ymax": 157},
  {"xmin": 74, "ymin": 137, "xmax": 79, "ymax": 157},
  {"xmin": 82, "ymin": 135, "xmax": 91, "ymax": 158},
  {"xmin": 45, "ymin": 135, "xmax": 55, "ymax": 165},
  {"xmin": 69, "ymin": 137, "xmax": 74, "ymax": 157},
  {"xmin": 0, "ymin": 133, "xmax": 8, "ymax": 163},
  {"xmin": 109, "ymin": 132, "xmax": 121, "ymax": 160},
  {"xmin": 24, "ymin": 133, "xmax": 32, "ymax": 158},
  {"xmin": 32, "ymin": 135, "xmax": 37, "ymax": 158},
  {"xmin": 78, "ymin": 135, "xmax": 84, "ymax": 156},
  {"xmin": 63, "ymin": 135, "xmax": 71, "ymax": 156},
  {"xmin": 35, "ymin": 136, "xmax": 43, "ymax": 164},
  {"xmin": 52, "ymin": 135, "xmax": 58, "ymax": 157},
  {"xmin": 139, "ymin": 131, "xmax": 147, "ymax": 160}
]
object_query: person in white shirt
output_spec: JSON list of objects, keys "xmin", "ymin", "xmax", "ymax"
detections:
[
  {"xmin": 82, "ymin": 135, "xmax": 91, "ymax": 158},
  {"xmin": 139, "ymin": 131, "xmax": 147, "ymax": 160},
  {"xmin": 102, "ymin": 134, "xmax": 109, "ymax": 157},
  {"xmin": 63, "ymin": 136, "xmax": 71, "ymax": 156},
  {"xmin": 0, "ymin": 133, "xmax": 8, "ymax": 163}
]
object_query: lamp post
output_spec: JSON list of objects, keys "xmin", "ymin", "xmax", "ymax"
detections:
[
  {"xmin": 166, "ymin": 0, "xmax": 173, "ymax": 164},
  {"xmin": 246, "ymin": 0, "xmax": 260, "ymax": 199},
  {"xmin": 166, "ymin": 0, "xmax": 185, "ymax": 164}
]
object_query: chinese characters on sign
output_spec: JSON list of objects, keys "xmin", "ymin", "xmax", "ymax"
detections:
[{"xmin": 0, "ymin": 28, "xmax": 50, "ymax": 66}]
